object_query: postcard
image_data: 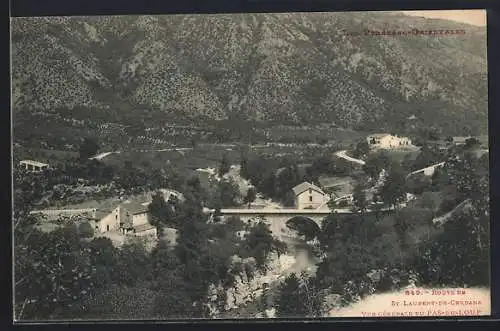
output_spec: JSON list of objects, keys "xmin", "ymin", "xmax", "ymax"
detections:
[{"xmin": 11, "ymin": 9, "xmax": 490, "ymax": 321}]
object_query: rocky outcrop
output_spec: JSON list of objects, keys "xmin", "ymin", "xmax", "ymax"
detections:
[{"xmin": 206, "ymin": 253, "xmax": 296, "ymax": 316}]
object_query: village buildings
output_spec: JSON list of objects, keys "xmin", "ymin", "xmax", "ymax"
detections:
[
  {"xmin": 366, "ymin": 134, "xmax": 412, "ymax": 149},
  {"xmin": 91, "ymin": 201, "xmax": 157, "ymax": 237},
  {"xmin": 292, "ymin": 182, "xmax": 330, "ymax": 210},
  {"xmin": 19, "ymin": 160, "xmax": 50, "ymax": 172}
]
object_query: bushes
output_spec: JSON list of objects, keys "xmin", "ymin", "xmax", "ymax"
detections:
[{"xmin": 78, "ymin": 221, "xmax": 94, "ymax": 238}]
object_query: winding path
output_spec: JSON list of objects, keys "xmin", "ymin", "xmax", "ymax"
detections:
[
  {"xmin": 335, "ymin": 150, "xmax": 366, "ymax": 165},
  {"xmin": 88, "ymin": 147, "xmax": 193, "ymax": 160}
]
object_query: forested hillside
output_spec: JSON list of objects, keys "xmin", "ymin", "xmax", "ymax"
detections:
[{"xmin": 11, "ymin": 12, "xmax": 488, "ymax": 135}]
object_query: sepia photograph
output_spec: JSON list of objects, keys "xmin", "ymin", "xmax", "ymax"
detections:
[{"xmin": 11, "ymin": 9, "xmax": 490, "ymax": 321}]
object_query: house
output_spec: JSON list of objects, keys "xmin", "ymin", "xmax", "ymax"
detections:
[
  {"xmin": 92, "ymin": 205, "xmax": 122, "ymax": 233},
  {"xmin": 92, "ymin": 200, "xmax": 157, "ymax": 237},
  {"xmin": 292, "ymin": 182, "xmax": 329, "ymax": 210},
  {"xmin": 120, "ymin": 201, "xmax": 157, "ymax": 237},
  {"xmin": 19, "ymin": 160, "xmax": 49, "ymax": 172},
  {"xmin": 452, "ymin": 136, "xmax": 471, "ymax": 146},
  {"xmin": 366, "ymin": 134, "xmax": 412, "ymax": 149}
]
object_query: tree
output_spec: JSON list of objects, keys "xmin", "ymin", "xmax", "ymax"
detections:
[
  {"xmin": 276, "ymin": 273, "xmax": 302, "ymax": 317},
  {"xmin": 244, "ymin": 187, "xmax": 257, "ymax": 208},
  {"xmin": 115, "ymin": 239, "xmax": 151, "ymax": 287},
  {"xmin": 283, "ymin": 191, "xmax": 296, "ymax": 207},
  {"xmin": 405, "ymin": 175, "xmax": 432, "ymax": 195},
  {"xmin": 379, "ymin": 162, "xmax": 407, "ymax": 209},
  {"xmin": 276, "ymin": 273, "xmax": 322, "ymax": 317},
  {"xmin": 352, "ymin": 183, "xmax": 367, "ymax": 214},
  {"xmin": 212, "ymin": 179, "xmax": 240, "ymax": 208},
  {"xmin": 240, "ymin": 152, "xmax": 249, "ymax": 179},
  {"xmin": 240, "ymin": 221, "xmax": 285, "ymax": 270},
  {"xmin": 78, "ymin": 221, "xmax": 94, "ymax": 238},
  {"xmin": 84, "ymin": 237, "xmax": 120, "ymax": 291},
  {"xmin": 15, "ymin": 224, "xmax": 96, "ymax": 320},
  {"xmin": 219, "ymin": 153, "xmax": 231, "ymax": 177},
  {"xmin": 77, "ymin": 282, "xmax": 157, "ymax": 319},
  {"xmin": 148, "ymin": 241, "xmax": 198, "ymax": 318},
  {"xmin": 414, "ymin": 206, "xmax": 489, "ymax": 287},
  {"xmin": 431, "ymin": 167, "xmax": 451, "ymax": 191},
  {"xmin": 174, "ymin": 193, "xmax": 219, "ymax": 313},
  {"xmin": 362, "ymin": 152, "xmax": 391, "ymax": 179},
  {"xmin": 414, "ymin": 149, "xmax": 489, "ymax": 287},
  {"xmin": 78, "ymin": 138, "xmax": 100, "ymax": 160},
  {"xmin": 464, "ymin": 137, "xmax": 481, "ymax": 149},
  {"xmin": 413, "ymin": 144, "xmax": 443, "ymax": 170},
  {"xmin": 393, "ymin": 211, "xmax": 410, "ymax": 249},
  {"xmin": 148, "ymin": 191, "xmax": 172, "ymax": 232},
  {"xmin": 276, "ymin": 165, "xmax": 302, "ymax": 201},
  {"xmin": 352, "ymin": 139, "xmax": 370, "ymax": 159}
]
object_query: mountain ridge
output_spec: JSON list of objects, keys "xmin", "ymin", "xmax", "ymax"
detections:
[{"xmin": 11, "ymin": 12, "xmax": 488, "ymax": 135}]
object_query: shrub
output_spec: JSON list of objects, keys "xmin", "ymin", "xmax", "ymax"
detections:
[{"xmin": 79, "ymin": 221, "xmax": 94, "ymax": 238}]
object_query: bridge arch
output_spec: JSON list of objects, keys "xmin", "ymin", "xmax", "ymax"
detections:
[{"xmin": 285, "ymin": 216, "xmax": 321, "ymax": 240}]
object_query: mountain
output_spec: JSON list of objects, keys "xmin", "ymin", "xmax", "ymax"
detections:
[{"xmin": 10, "ymin": 12, "xmax": 488, "ymax": 135}]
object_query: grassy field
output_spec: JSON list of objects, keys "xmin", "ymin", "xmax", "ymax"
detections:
[
  {"xmin": 260, "ymin": 126, "xmax": 366, "ymax": 145},
  {"xmin": 102, "ymin": 147, "xmax": 241, "ymax": 171},
  {"xmin": 101, "ymin": 143, "xmax": 346, "ymax": 172}
]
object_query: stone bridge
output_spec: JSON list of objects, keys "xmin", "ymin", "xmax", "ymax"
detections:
[{"xmin": 208, "ymin": 207, "xmax": 394, "ymax": 236}]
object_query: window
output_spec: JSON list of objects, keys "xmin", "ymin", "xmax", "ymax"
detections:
[
  {"xmin": 309, "ymin": 196, "xmax": 313, "ymax": 202},
  {"xmin": 106, "ymin": 225, "xmax": 110, "ymax": 231},
  {"xmin": 309, "ymin": 188, "xmax": 312, "ymax": 194},
  {"xmin": 115, "ymin": 215, "xmax": 118, "ymax": 220}
]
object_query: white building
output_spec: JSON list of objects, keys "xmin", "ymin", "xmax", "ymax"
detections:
[
  {"xmin": 92, "ymin": 201, "xmax": 157, "ymax": 237},
  {"xmin": 19, "ymin": 160, "xmax": 49, "ymax": 172},
  {"xmin": 366, "ymin": 134, "xmax": 412, "ymax": 149},
  {"xmin": 292, "ymin": 182, "xmax": 329, "ymax": 210}
]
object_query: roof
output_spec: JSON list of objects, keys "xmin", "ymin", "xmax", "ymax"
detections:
[
  {"xmin": 19, "ymin": 160, "xmax": 49, "ymax": 167},
  {"xmin": 292, "ymin": 182, "xmax": 325, "ymax": 196},
  {"xmin": 134, "ymin": 223, "xmax": 156, "ymax": 233},
  {"xmin": 91, "ymin": 200, "xmax": 123, "ymax": 220},
  {"xmin": 94, "ymin": 209, "xmax": 113, "ymax": 220},
  {"xmin": 121, "ymin": 201, "xmax": 150, "ymax": 215},
  {"xmin": 367, "ymin": 133, "xmax": 391, "ymax": 138}
]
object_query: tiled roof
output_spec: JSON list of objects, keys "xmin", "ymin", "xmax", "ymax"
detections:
[
  {"xmin": 94, "ymin": 209, "xmax": 113, "ymax": 220},
  {"xmin": 121, "ymin": 201, "xmax": 150, "ymax": 215},
  {"xmin": 292, "ymin": 182, "xmax": 325, "ymax": 196}
]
